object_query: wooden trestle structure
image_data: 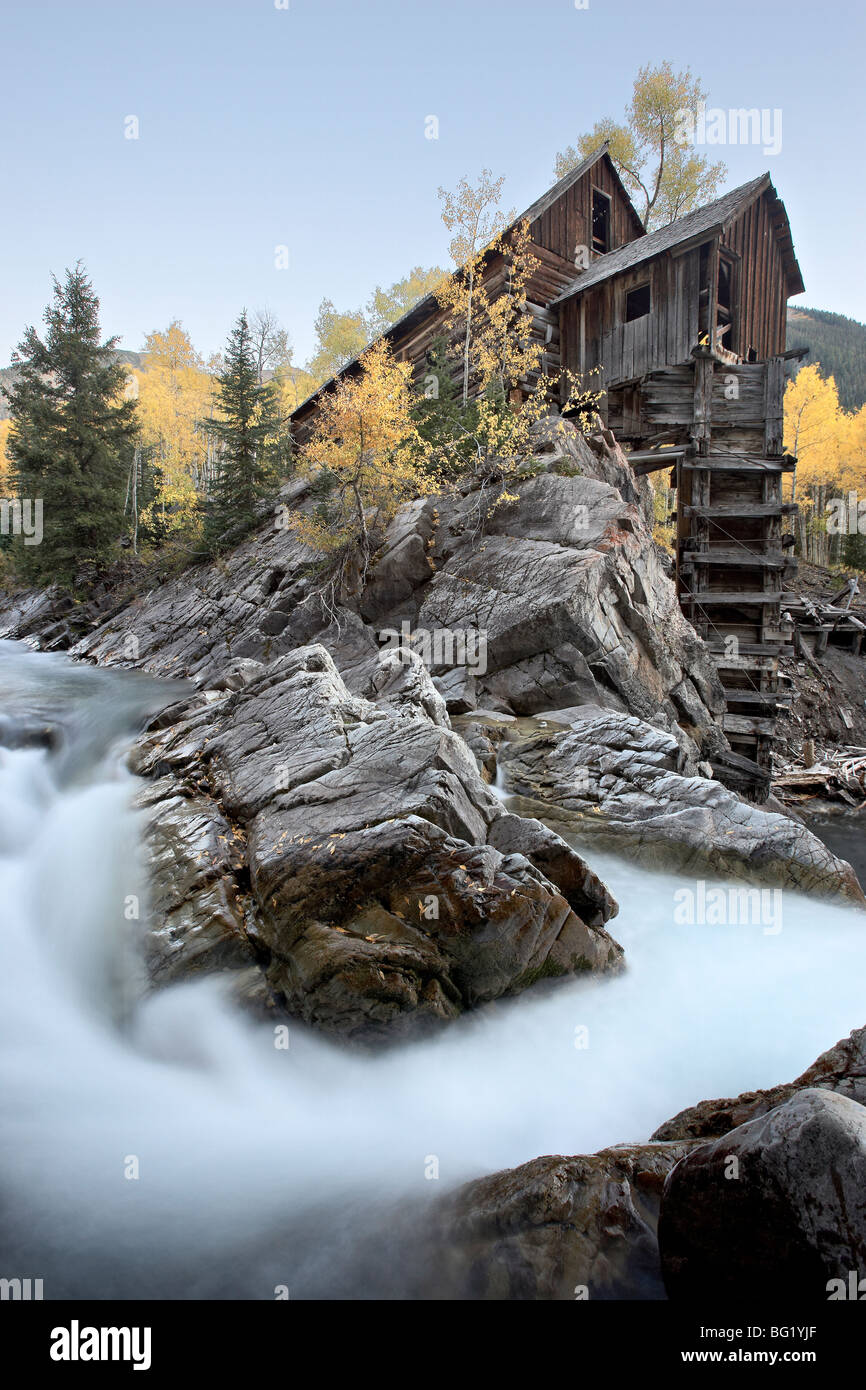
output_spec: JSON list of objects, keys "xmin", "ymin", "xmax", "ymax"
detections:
[{"xmin": 617, "ymin": 349, "xmax": 804, "ymax": 798}]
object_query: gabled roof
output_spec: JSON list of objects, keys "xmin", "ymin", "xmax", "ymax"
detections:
[
  {"xmin": 291, "ymin": 142, "xmax": 639, "ymax": 422},
  {"xmin": 552, "ymin": 174, "xmax": 805, "ymax": 303},
  {"xmin": 518, "ymin": 140, "xmax": 645, "ymax": 239}
]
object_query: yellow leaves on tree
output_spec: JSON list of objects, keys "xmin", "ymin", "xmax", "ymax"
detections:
[
  {"xmin": 0, "ymin": 418, "xmax": 12, "ymax": 494},
  {"xmin": 435, "ymin": 197, "xmax": 603, "ymax": 477},
  {"xmin": 274, "ymin": 364, "xmax": 318, "ymax": 415},
  {"xmin": 784, "ymin": 363, "xmax": 863, "ymax": 496},
  {"xmin": 555, "ymin": 63, "xmax": 726, "ymax": 230},
  {"xmin": 291, "ymin": 339, "xmax": 435, "ymax": 579},
  {"xmin": 305, "ymin": 300, "xmax": 370, "ymax": 389},
  {"xmin": 784, "ymin": 362, "xmax": 866, "ymax": 566},
  {"xmin": 134, "ymin": 322, "xmax": 213, "ymax": 538},
  {"xmin": 437, "ymin": 169, "xmax": 510, "ymax": 407}
]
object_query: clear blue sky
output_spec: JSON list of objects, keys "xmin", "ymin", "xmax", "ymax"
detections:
[{"xmin": 1, "ymin": 0, "xmax": 863, "ymax": 366}]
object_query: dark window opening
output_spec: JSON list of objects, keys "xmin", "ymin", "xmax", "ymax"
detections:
[
  {"xmin": 625, "ymin": 283, "xmax": 651, "ymax": 322},
  {"xmin": 592, "ymin": 189, "xmax": 611, "ymax": 254},
  {"xmin": 716, "ymin": 254, "xmax": 736, "ymax": 349}
]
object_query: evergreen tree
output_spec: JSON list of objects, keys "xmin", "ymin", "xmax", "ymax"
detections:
[
  {"xmin": 843, "ymin": 532, "xmax": 866, "ymax": 573},
  {"xmin": 411, "ymin": 334, "xmax": 474, "ymax": 473},
  {"xmin": 6, "ymin": 264, "xmax": 138, "ymax": 586},
  {"xmin": 204, "ymin": 311, "xmax": 281, "ymax": 552}
]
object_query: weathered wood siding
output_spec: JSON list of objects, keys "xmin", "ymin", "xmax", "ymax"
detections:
[
  {"xmin": 528, "ymin": 155, "xmax": 644, "ymax": 262},
  {"xmin": 291, "ymin": 245, "xmax": 576, "ymax": 445},
  {"xmin": 719, "ymin": 188, "xmax": 789, "ymax": 360},
  {"xmin": 561, "ymin": 247, "xmax": 702, "ymax": 389}
]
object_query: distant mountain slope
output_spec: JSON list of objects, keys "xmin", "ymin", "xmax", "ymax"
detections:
[{"xmin": 787, "ymin": 307, "xmax": 866, "ymax": 411}]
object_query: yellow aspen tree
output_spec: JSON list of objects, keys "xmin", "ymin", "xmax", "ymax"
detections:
[
  {"xmin": 435, "ymin": 216, "xmax": 603, "ymax": 490},
  {"xmin": 291, "ymin": 339, "xmax": 436, "ymax": 588},
  {"xmin": 134, "ymin": 322, "xmax": 213, "ymax": 538},
  {"xmin": 437, "ymin": 170, "xmax": 509, "ymax": 406}
]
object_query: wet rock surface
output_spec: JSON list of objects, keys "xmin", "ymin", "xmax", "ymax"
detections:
[
  {"xmin": 2, "ymin": 426, "xmax": 725, "ymax": 760},
  {"xmin": 129, "ymin": 644, "xmax": 623, "ymax": 1041},
  {"xmin": 492, "ymin": 705, "xmax": 865, "ymax": 903},
  {"xmin": 653, "ymin": 1023, "xmax": 866, "ymax": 1142},
  {"xmin": 413, "ymin": 1142, "xmax": 697, "ymax": 1300},
  {"xmin": 659, "ymin": 1089, "xmax": 866, "ymax": 1300}
]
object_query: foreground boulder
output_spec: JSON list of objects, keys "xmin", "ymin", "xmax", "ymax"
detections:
[
  {"xmin": 494, "ymin": 705, "xmax": 864, "ymax": 903},
  {"xmin": 411, "ymin": 1023, "xmax": 866, "ymax": 1301},
  {"xmin": 659, "ymin": 1089, "xmax": 866, "ymax": 1300},
  {"xmin": 415, "ymin": 1142, "xmax": 695, "ymax": 1300},
  {"xmin": 131, "ymin": 644, "xmax": 623, "ymax": 1042}
]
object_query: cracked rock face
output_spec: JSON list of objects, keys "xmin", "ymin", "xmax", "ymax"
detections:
[
  {"xmin": 494, "ymin": 705, "xmax": 865, "ymax": 902},
  {"xmin": 130, "ymin": 645, "xmax": 623, "ymax": 1042},
  {"xmin": 658, "ymin": 1088, "xmax": 866, "ymax": 1300}
]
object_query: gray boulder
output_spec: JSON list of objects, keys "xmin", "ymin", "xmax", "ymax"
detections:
[
  {"xmin": 496, "ymin": 705, "xmax": 865, "ymax": 902},
  {"xmin": 659, "ymin": 1089, "xmax": 866, "ymax": 1300},
  {"xmin": 413, "ymin": 1141, "xmax": 696, "ymax": 1300}
]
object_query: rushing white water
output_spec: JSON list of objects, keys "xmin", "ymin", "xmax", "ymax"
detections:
[{"xmin": 1, "ymin": 639, "xmax": 864, "ymax": 1297}]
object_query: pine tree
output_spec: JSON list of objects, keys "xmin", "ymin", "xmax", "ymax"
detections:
[
  {"xmin": 6, "ymin": 264, "xmax": 138, "ymax": 586},
  {"xmin": 411, "ymin": 334, "xmax": 474, "ymax": 474},
  {"xmin": 203, "ymin": 311, "xmax": 281, "ymax": 552}
]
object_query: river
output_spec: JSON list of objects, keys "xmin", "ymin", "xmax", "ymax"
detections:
[{"xmin": 1, "ymin": 639, "xmax": 864, "ymax": 1298}]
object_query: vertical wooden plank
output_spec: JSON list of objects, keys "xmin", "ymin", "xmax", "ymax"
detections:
[
  {"xmin": 764, "ymin": 357, "xmax": 784, "ymax": 455},
  {"xmin": 693, "ymin": 355, "xmax": 713, "ymax": 453},
  {"xmin": 579, "ymin": 298, "xmax": 586, "ymax": 376}
]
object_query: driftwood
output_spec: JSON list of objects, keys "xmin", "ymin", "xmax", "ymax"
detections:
[
  {"xmin": 783, "ymin": 579, "xmax": 865, "ymax": 658},
  {"xmin": 773, "ymin": 748, "xmax": 866, "ymax": 804}
]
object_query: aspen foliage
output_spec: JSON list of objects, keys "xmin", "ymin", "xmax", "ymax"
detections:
[
  {"xmin": 292, "ymin": 339, "xmax": 436, "ymax": 585},
  {"xmin": 784, "ymin": 363, "xmax": 866, "ymax": 568},
  {"xmin": 556, "ymin": 63, "xmax": 726, "ymax": 229},
  {"xmin": 0, "ymin": 418, "xmax": 12, "ymax": 493},
  {"xmin": 433, "ymin": 200, "xmax": 603, "ymax": 498},
  {"xmin": 437, "ymin": 169, "xmax": 510, "ymax": 407},
  {"xmin": 133, "ymin": 322, "xmax": 212, "ymax": 539}
]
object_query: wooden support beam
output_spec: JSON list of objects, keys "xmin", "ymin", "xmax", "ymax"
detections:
[
  {"xmin": 632, "ymin": 456, "xmax": 685, "ymax": 476},
  {"xmin": 627, "ymin": 448, "xmax": 688, "ymax": 463},
  {"xmin": 712, "ymin": 654, "xmax": 781, "ymax": 672},
  {"xmin": 764, "ymin": 357, "xmax": 785, "ymax": 456},
  {"xmin": 684, "ymin": 503, "xmax": 798, "ymax": 518},
  {"xmin": 682, "ymin": 549, "xmax": 785, "ymax": 567},
  {"xmin": 722, "ymin": 713, "xmax": 779, "ymax": 736},
  {"xmin": 706, "ymin": 641, "xmax": 794, "ymax": 656},
  {"xmin": 691, "ymin": 354, "xmax": 713, "ymax": 453},
  {"xmin": 684, "ymin": 590, "xmax": 783, "ymax": 604},
  {"xmin": 722, "ymin": 690, "xmax": 792, "ymax": 706},
  {"xmin": 681, "ymin": 457, "xmax": 792, "ymax": 473}
]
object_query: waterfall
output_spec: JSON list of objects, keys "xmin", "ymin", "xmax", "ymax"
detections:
[{"xmin": 1, "ymin": 639, "xmax": 864, "ymax": 1298}]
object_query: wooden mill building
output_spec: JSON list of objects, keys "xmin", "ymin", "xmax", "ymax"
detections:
[{"xmin": 290, "ymin": 145, "xmax": 805, "ymax": 798}]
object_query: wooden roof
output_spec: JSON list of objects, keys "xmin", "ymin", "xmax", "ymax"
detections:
[
  {"xmin": 553, "ymin": 174, "xmax": 805, "ymax": 303},
  {"xmin": 290, "ymin": 142, "xmax": 630, "ymax": 423}
]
